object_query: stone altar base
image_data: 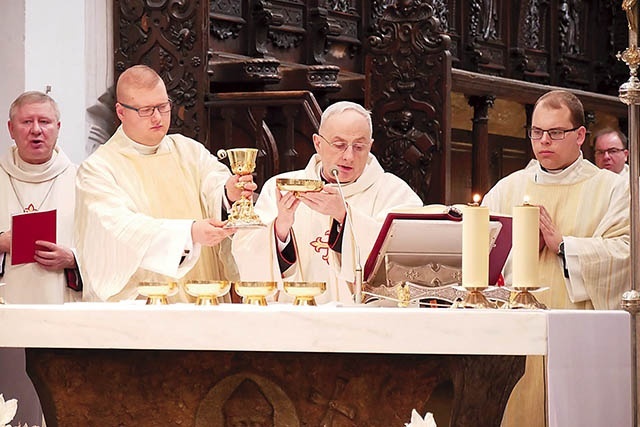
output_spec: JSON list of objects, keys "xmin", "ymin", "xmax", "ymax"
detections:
[{"xmin": 27, "ymin": 349, "xmax": 524, "ymax": 427}]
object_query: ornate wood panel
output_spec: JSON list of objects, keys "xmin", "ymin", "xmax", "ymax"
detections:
[
  {"xmin": 114, "ymin": 0, "xmax": 210, "ymax": 142},
  {"xmin": 366, "ymin": 0, "xmax": 452, "ymax": 204}
]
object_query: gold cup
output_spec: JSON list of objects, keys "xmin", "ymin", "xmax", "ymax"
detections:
[
  {"xmin": 283, "ymin": 281, "xmax": 327, "ymax": 306},
  {"xmin": 234, "ymin": 281, "xmax": 277, "ymax": 305},
  {"xmin": 276, "ymin": 178, "xmax": 323, "ymax": 197},
  {"xmin": 137, "ymin": 281, "xmax": 178, "ymax": 305},
  {"xmin": 184, "ymin": 280, "xmax": 231, "ymax": 306},
  {"xmin": 217, "ymin": 148, "xmax": 265, "ymax": 228}
]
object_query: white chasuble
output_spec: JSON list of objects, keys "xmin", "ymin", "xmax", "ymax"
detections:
[
  {"xmin": 232, "ymin": 154, "xmax": 423, "ymax": 304},
  {"xmin": 76, "ymin": 127, "xmax": 237, "ymax": 302},
  {"xmin": 0, "ymin": 146, "xmax": 78, "ymax": 304},
  {"xmin": 482, "ymin": 156, "xmax": 630, "ymax": 427},
  {"xmin": 483, "ymin": 156, "xmax": 630, "ymax": 310}
]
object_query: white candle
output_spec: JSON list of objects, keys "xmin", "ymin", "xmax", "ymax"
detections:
[
  {"xmin": 462, "ymin": 205, "xmax": 490, "ymax": 288},
  {"xmin": 512, "ymin": 203, "xmax": 540, "ymax": 288}
]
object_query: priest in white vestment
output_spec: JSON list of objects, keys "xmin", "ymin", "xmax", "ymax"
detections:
[
  {"xmin": 482, "ymin": 90, "xmax": 630, "ymax": 427},
  {"xmin": 232, "ymin": 101, "xmax": 423, "ymax": 304},
  {"xmin": 0, "ymin": 91, "xmax": 82, "ymax": 427},
  {"xmin": 75, "ymin": 65, "xmax": 256, "ymax": 302}
]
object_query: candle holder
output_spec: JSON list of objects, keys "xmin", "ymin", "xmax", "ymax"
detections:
[
  {"xmin": 507, "ymin": 287, "xmax": 547, "ymax": 310},
  {"xmin": 453, "ymin": 287, "xmax": 497, "ymax": 309}
]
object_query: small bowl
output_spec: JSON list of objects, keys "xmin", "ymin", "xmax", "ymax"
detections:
[
  {"xmin": 234, "ymin": 281, "xmax": 277, "ymax": 306},
  {"xmin": 283, "ymin": 282, "xmax": 327, "ymax": 306},
  {"xmin": 276, "ymin": 178, "xmax": 323, "ymax": 194},
  {"xmin": 137, "ymin": 281, "xmax": 178, "ymax": 305},
  {"xmin": 185, "ymin": 280, "xmax": 231, "ymax": 305}
]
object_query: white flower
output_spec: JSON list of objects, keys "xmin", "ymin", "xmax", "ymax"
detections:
[
  {"xmin": 0, "ymin": 394, "xmax": 18, "ymax": 427},
  {"xmin": 404, "ymin": 408, "xmax": 437, "ymax": 427}
]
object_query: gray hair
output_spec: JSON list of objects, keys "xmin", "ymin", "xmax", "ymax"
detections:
[
  {"xmin": 9, "ymin": 91, "xmax": 60, "ymax": 121},
  {"xmin": 319, "ymin": 101, "xmax": 372, "ymax": 138}
]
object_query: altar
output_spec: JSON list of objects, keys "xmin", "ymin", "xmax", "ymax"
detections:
[{"xmin": 0, "ymin": 304, "xmax": 632, "ymax": 426}]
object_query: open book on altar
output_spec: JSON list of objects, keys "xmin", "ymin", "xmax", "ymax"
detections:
[{"xmin": 363, "ymin": 205, "xmax": 512, "ymax": 290}]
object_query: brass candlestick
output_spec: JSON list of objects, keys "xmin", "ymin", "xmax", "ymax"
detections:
[
  {"xmin": 453, "ymin": 287, "xmax": 497, "ymax": 309},
  {"xmin": 508, "ymin": 287, "xmax": 547, "ymax": 310},
  {"xmin": 217, "ymin": 148, "xmax": 265, "ymax": 228}
]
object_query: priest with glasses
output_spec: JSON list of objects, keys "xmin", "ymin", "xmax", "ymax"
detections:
[{"xmin": 232, "ymin": 101, "xmax": 422, "ymax": 304}]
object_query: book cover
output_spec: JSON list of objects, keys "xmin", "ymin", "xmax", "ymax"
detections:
[{"xmin": 11, "ymin": 209, "xmax": 57, "ymax": 265}]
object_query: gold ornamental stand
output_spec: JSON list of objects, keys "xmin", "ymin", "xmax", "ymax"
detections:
[
  {"xmin": 453, "ymin": 287, "xmax": 497, "ymax": 309},
  {"xmin": 619, "ymin": 2, "xmax": 640, "ymax": 425},
  {"xmin": 508, "ymin": 287, "xmax": 547, "ymax": 310}
]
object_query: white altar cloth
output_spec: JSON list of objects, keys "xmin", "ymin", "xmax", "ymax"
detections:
[{"xmin": 0, "ymin": 304, "xmax": 632, "ymax": 426}]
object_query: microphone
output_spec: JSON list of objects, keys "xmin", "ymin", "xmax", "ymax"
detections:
[{"xmin": 331, "ymin": 168, "xmax": 363, "ymax": 304}]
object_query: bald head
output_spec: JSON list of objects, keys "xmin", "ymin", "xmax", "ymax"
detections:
[{"xmin": 116, "ymin": 65, "xmax": 166, "ymax": 104}]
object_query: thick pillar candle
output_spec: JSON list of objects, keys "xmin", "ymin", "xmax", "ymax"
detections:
[
  {"xmin": 512, "ymin": 204, "xmax": 540, "ymax": 288},
  {"xmin": 462, "ymin": 205, "xmax": 490, "ymax": 288}
]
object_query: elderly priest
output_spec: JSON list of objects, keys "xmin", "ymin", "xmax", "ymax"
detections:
[{"xmin": 232, "ymin": 101, "xmax": 423, "ymax": 304}]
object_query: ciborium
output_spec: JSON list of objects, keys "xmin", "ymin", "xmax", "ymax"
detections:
[
  {"xmin": 234, "ymin": 281, "xmax": 277, "ymax": 306},
  {"xmin": 284, "ymin": 281, "xmax": 327, "ymax": 306},
  {"xmin": 217, "ymin": 148, "xmax": 265, "ymax": 228},
  {"xmin": 276, "ymin": 178, "xmax": 323, "ymax": 197},
  {"xmin": 137, "ymin": 281, "xmax": 178, "ymax": 305},
  {"xmin": 184, "ymin": 280, "xmax": 231, "ymax": 306}
]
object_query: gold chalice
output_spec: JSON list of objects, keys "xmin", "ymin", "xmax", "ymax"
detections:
[
  {"xmin": 276, "ymin": 178, "xmax": 323, "ymax": 197},
  {"xmin": 283, "ymin": 281, "xmax": 327, "ymax": 306},
  {"xmin": 217, "ymin": 148, "xmax": 265, "ymax": 228},
  {"xmin": 234, "ymin": 281, "xmax": 277, "ymax": 306},
  {"xmin": 137, "ymin": 281, "xmax": 178, "ymax": 305},
  {"xmin": 184, "ymin": 280, "xmax": 231, "ymax": 306}
]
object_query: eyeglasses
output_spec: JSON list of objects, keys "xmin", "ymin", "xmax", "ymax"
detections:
[
  {"xmin": 119, "ymin": 101, "xmax": 172, "ymax": 117},
  {"xmin": 527, "ymin": 126, "xmax": 581, "ymax": 140},
  {"xmin": 594, "ymin": 147, "xmax": 626, "ymax": 156},
  {"xmin": 317, "ymin": 134, "xmax": 371, "ymax": 154}
]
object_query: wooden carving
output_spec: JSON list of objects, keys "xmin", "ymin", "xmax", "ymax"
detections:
[
  {"xmin": 366, "ymin": 0, "xmax": 452, "ymax": 203},
  {"xmin": 114, "ymin": 0, "xmax": 209, "ymax": 142}
]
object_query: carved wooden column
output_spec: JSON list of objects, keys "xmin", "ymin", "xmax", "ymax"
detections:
[
  {"xmin": 113, "ymin": 0, "xmax": 210, "ymax": 144},
  {"xmin": 366, "ymin": 0, "xmax": 453, "ymax": 204},
  {"xmin": 469, "ymin": 95, "xmax": 495, "ymax": 196}
]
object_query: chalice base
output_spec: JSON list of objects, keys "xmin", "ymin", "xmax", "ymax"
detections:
[
  {"xmin": 453, "ymin": 288, "xmax": 497, "ymax": 309},
  {"xmin": 292, "ymin": 296, "xmax": 318, "ymax": 306},
  {"xmin": 145, "ymin": 295, "xmax": 169, "ymax": 305},
  {"xmin": 243, "ymin": 296, "xmax": 268, "ymax": 306},
  {"xmin": 509, "ymin": 288, "xmax": 547, "ymax": 310},
  {"xmin": 195, "ymin": 296, "xmax": 218, "ymax": 306},
  {"xmin": 225, "ymin": 198, "xmax": 265, "ymax": 229}
]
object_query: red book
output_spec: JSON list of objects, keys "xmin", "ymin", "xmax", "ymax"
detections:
[{"xmin": 11, "ymin": 209, "xmax": 57, "ymax": 265}]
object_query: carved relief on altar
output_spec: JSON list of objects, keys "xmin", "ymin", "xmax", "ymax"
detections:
[
  {"xmin": 366, "ymin": 0, "xmax": 451, "ymax": 203},
  {"xmin": 195, "ymin": 374, "xmax": 298, "ymax": 427}
]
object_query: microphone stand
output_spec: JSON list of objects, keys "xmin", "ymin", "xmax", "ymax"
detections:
[{"xmin": 331, "ymin": 169, "xmax": 363, "ymax": 304}]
